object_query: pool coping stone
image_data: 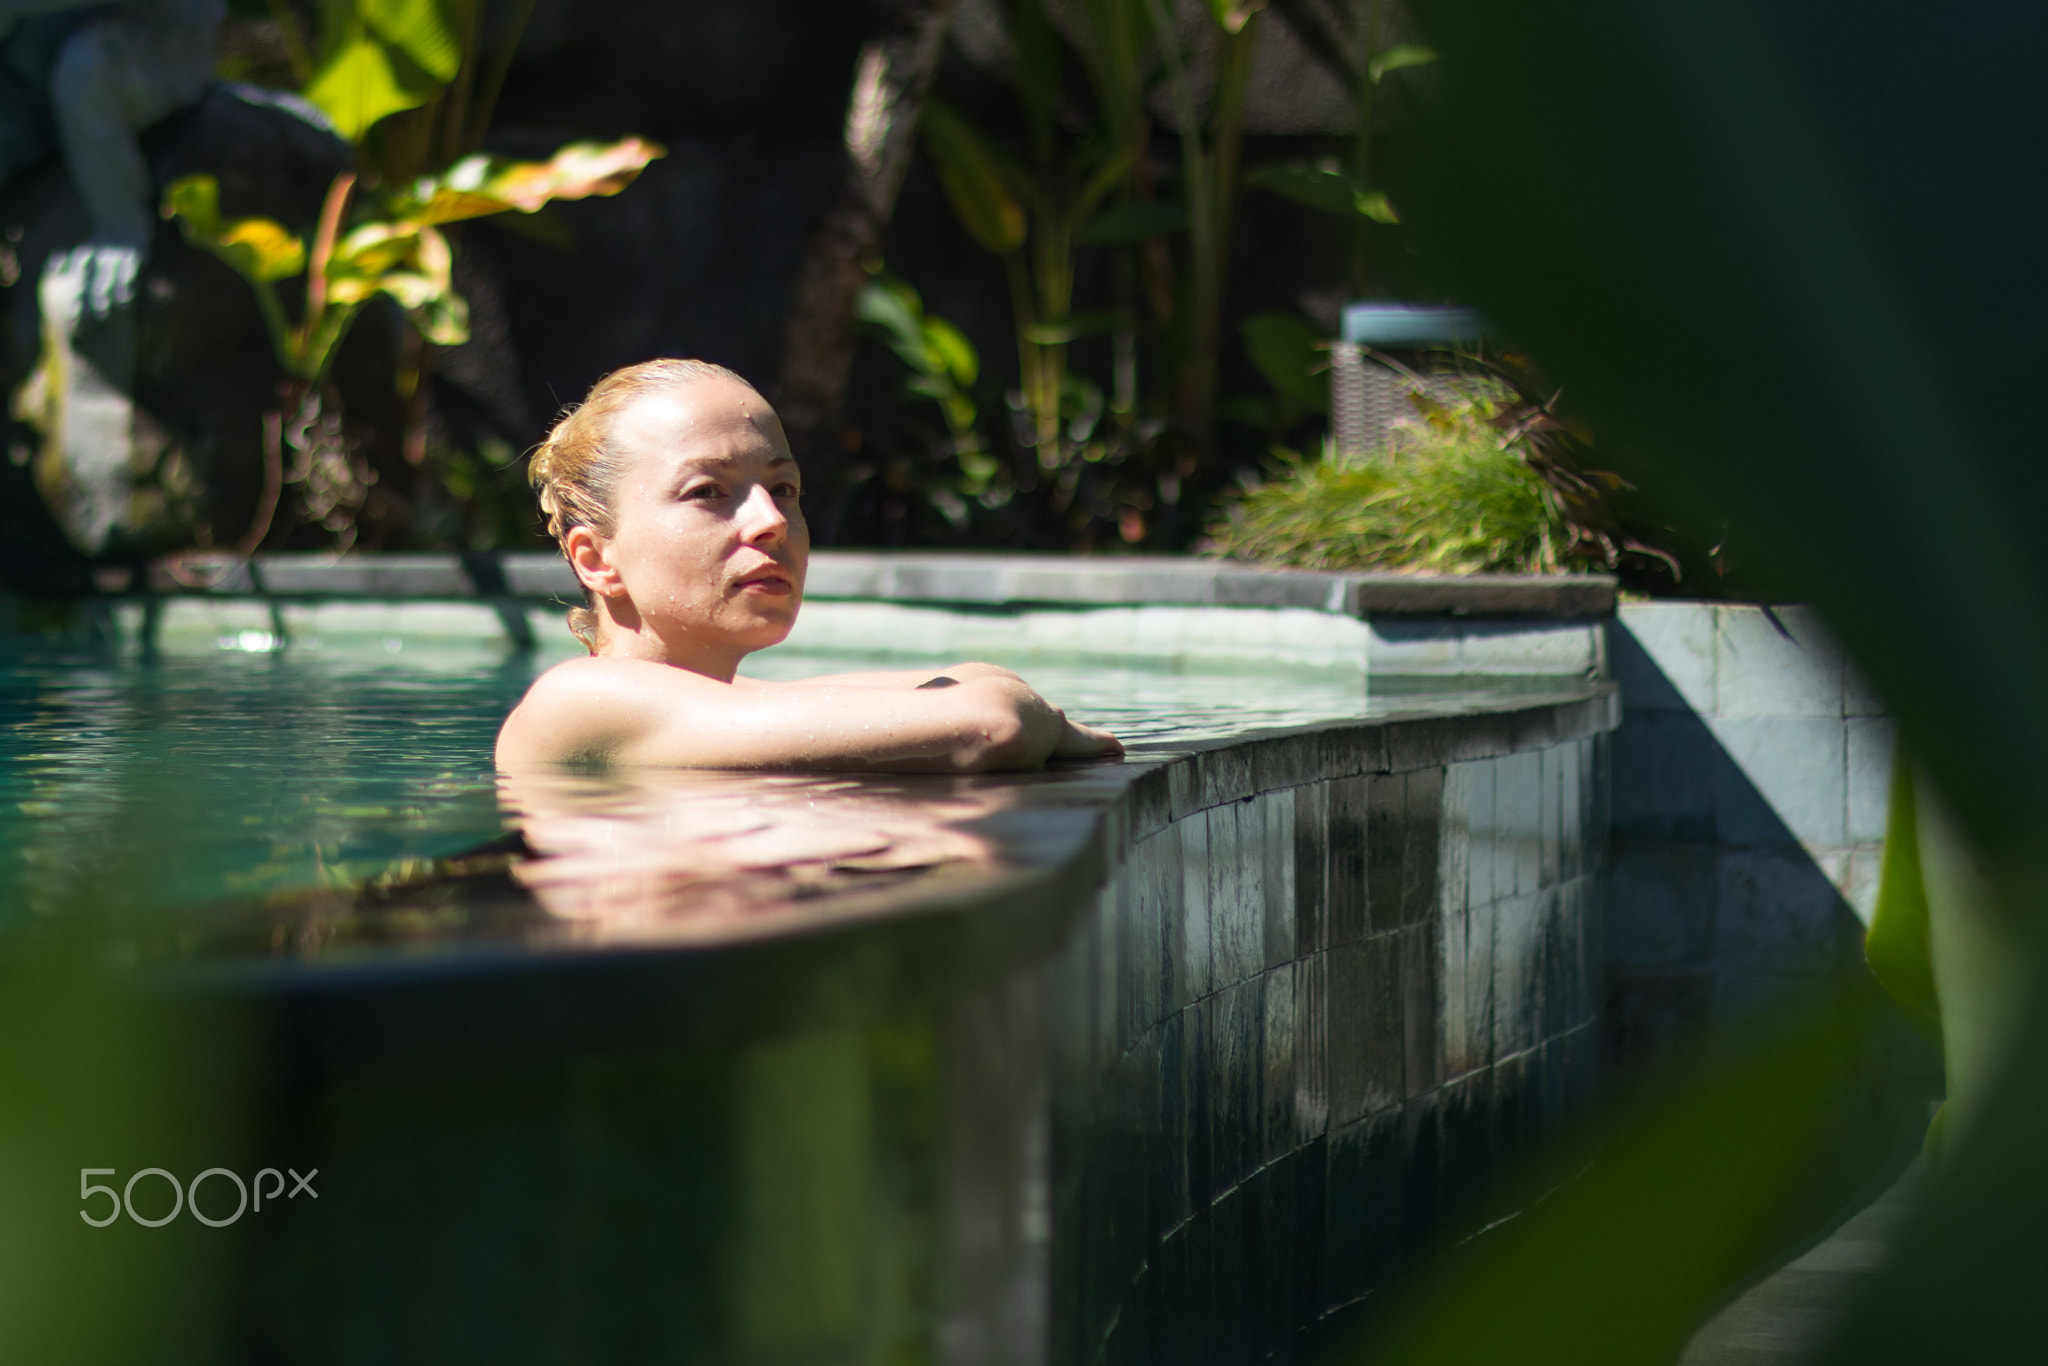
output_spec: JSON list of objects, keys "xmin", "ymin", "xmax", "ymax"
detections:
[{"xmin": 117, "ymin": 552, "xmax": 1615, "ymax": 620}]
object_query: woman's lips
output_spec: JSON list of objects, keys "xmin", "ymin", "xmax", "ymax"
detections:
[{"xmin": 736, "ymin": 569, "xmax": 794, "ymax": 595}]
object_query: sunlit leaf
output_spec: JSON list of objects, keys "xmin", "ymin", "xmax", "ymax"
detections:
[
  {"xmin": 358, "ymin": 0, "xmax": 460, "ymax": 82},
  {"xmin": 1369, "ymin": 42, "xmax": 1439, "ymax": 83},
  {"xmin": 855, "ymin": 278, "xmax": 935, "ymax": 375},
  {"xmin": 1356, "ymin": 188, "xmax": 1400, "ymax": 223},
  {"xmin": 1203, "ymin": 0, "xmax": 1265, "ymax": 35},
  {"xmin": 323, "ymin": 222, "xmax": 452, "ymax": 313},
  {"xmin": 394, "ymin": 186, "xmax": 509, "ymax": 225},
  {"xmin": 161, "ymin": 175, "xmax": 307, "ymax": 283},
  {"xmin": 325, "ymin": 223, "xmax": 419, "ymax": 301},
  {"xmin": 159, "ymin": 175, "xmax": 224, "ymax": 236},
  {"xmin": 305, "ymin": 34, "xmax": 439, "ymax": 143},
  {"xmin": 1080, "ymin": 201, "xmax": 1187, "ymax": 245},
  {"xmin": 215, "ymin": 219, "xmax": 309, "ymax": 281},
  {"xmin": 1023, "ymin": 310, "xmax": 1123, "ymax": 345},
  {"xmin": 919, "ymin": 99, "xmax": 1028, "ymax": 255},
  {"xmin": 390, "ymin": 139, "xmax": 665, "ymax": 225},
  {"xmin": 922, "ymin": 316, "xmax": 978, "ymax": 387},
  {"xmin": 857, "ymin": 269, "xmax": 983, "ymax": 465}
]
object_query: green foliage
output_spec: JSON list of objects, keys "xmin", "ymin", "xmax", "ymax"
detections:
[
  {"xmin": 1237, "ymin": 311, "xmax": 1328, "ymax": 421},
  {"xmin": 1247, "ymin": 6, "xmax": 1435, "ymax": 274},
  {"xmin": 306, "ymin": 0, "xmax": 462, "ymax": 142},
  {"xmin": 385, "ymin": 139, "xmax": 666, "ymax": 223},
  {"xmin": 164, "ymin": 172, "xmax": 461, "ymax": 381},
  {"xmin": 165, "ymin": 0, "xmax": 662, "ymax": 551},
  {"xmin": 1361, "ymin": 986, "xmax": 1903, "ymax": 1366},
  {"xmin": 1868, "ymin": 750, "xmax": 1942, "ymax": 1048},
  {"xmin": 158, "ymin": 177, "xmax": 307, "ymax": 281},
  {"xmin": 1207, "ymin": 390, "xmax": 1582, "ymax": 574},
  {"xmin": 1367, "ymin": 41, "xmax": 1440, "ymax": 82},
  {"xmin": 917, "ymin": 0, "xmax": 1264, "ymax": 491},
  {"xmin": 1245, "ymin": 162, "xmax": 1400, "ymax": 223},
  {"xmin": 856, "ymin": 273, "xmax": 996, "ymax": 494},
  {"xmin": 919, "ymin": 83, "xmax": 1132, "ymax": 472},
  {"xmin": 163, "ymin": 26, "xmax": 661, "ymax": 384},
  {"xmin": 0, "ymin": 934, "xmax": 257, "ymax": 1366}
]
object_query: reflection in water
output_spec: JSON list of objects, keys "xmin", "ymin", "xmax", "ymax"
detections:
[
  {"xmin": 2, "ymin": 631, "xmax": 1597, "ymax": 931},
  {"xmin": 500, "ymin": 769, "xmax": 1018, "ymax": 937}
]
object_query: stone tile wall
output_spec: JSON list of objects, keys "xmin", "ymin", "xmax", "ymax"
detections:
[
  {"xmin": 1044, "ymin": 734, "xmax": 1608, "ymax": 1364},
  {"xmin": 1607, "ymin": 603, "xmax": 1891, "ymax": 1069}
]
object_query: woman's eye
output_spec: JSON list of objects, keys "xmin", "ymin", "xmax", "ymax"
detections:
[
  {"xmin": 774, "ymin": 482, "xmax": 801, "ymax": 498},
  {"xmin": 682, "ymin": 483, "xmax": 723, "ymax": 501}
]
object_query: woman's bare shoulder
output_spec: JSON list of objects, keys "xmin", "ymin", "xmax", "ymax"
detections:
[{"xmin": 496, "ymin": 656, "xmax": 726, "ymax": 766}]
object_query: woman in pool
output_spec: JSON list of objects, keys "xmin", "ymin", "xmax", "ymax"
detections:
[{"xmin": 495, "ymin": 358, "xmax": 1122, "ymax": 771}]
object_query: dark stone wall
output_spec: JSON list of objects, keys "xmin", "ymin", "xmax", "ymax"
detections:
[{"xmin": 1047, "ymin": 734, "xmax": 1608, "ymax": 1363}]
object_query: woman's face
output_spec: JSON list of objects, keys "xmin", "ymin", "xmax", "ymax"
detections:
[{"xmin": 593, "ymin": 377, "xmax": 809, "ymax": 662}]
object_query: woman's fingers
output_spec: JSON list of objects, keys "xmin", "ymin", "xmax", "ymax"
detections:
[{"xmin": 1054, "ymin": 718, "xmax": 1123, "ymax": 760}]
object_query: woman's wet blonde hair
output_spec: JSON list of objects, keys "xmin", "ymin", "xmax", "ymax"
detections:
[{"xmin": 529, "ymin": 357, "xmax": 762, "ymax": 651}]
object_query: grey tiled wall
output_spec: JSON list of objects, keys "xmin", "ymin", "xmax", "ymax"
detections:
[
  {"xmin": 184, "ymin": 689, "xmax": 1618, "ymax": 1366},
  {"xmin": 1045, "ymin": 736, "xmax": 1607, "ymax": 1364},
  {"xmin": 1606, "ymin": 603, "xmax": 1890, "ymax": 1069}
]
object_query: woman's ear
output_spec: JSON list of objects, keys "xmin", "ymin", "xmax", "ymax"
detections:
[{"xmin": 565, "ymin": 525, "xmax": 624, "ymax": 598}]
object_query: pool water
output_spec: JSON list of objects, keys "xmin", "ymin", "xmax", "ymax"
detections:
[{"xmin": 0, "ymin": 631, "xmax": 1564, "ymax": 926}]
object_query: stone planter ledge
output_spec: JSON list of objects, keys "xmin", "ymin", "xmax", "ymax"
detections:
[{"xmin": 91, "ymin": 551, "xmax": 1617, "ymax": 619}]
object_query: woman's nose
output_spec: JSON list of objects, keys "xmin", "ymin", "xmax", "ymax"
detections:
[{"xmin": 737, "ymin": 482, "xmax": 788, "ymax": 543}]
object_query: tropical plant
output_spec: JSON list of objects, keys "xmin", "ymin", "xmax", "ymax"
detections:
[
  {"xmin": 855, "ymin": 271, "xmax": 996, "ymax": 497},
  {"xmin": 1246, "ymin": 0, "xmax": 1436, "ymax": 284},
  {"xmin": 912, "ymin": 0, "xmax": 1288, "ymax": 548},
  {"xmin": 1142, "ymin": 0, "xmax": 1267, "ymax": 449},
  {"xmin": 1205, "ymin": 386, "xmax": 1592, "ymax": 573},
  {"xmin": 162, "ymin": 0, "xmax": 662, "ymax": 553},
  {"xmin": 918, "ymin": 89, "xmax": 1129, "ymax": 475}
]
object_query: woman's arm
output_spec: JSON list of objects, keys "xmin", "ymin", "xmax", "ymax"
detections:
[
  {"xmin": 760, "ymin": 661, "xmax": 1024, "ymax": 690},
  {"xmin": 497, "ymin": 657, "xmax": 1117, "ymax": 772}
]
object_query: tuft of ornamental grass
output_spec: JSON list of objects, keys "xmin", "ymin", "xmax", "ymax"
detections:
[{"xmin": 1205, "ymin": 389, "xmax": 1585, "ymax": 575}]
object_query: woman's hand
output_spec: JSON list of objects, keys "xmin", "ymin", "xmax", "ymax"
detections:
[{"xmin": 962, "ymin": 676, "xmax": 1121, "ymax": 768}]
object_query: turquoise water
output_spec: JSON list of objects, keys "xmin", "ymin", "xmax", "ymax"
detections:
[
  {"xmin": 0, "ymin": 630, "xmax": 1558, "ymax": 925},
  {"xmin": 0, "ymin": 646, "xmax": 525, "ymax": 925}
]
